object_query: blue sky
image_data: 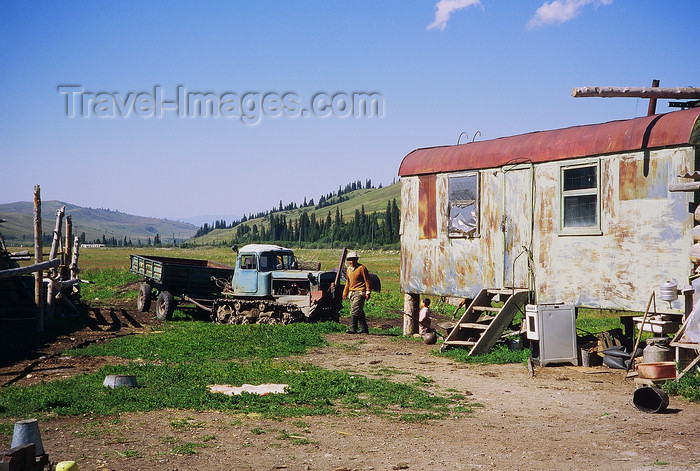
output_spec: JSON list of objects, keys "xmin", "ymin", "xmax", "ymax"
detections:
[{"xmin": 1, "ymin": 1, "xmax": 698, "ymax": 222}]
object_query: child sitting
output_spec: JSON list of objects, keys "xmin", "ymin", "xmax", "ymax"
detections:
[{"xmin": 419, "ymin": 298, "xmax": 431, "ymax": 335}]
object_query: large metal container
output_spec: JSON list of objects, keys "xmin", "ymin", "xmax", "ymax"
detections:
[
  {"xmin": 659, "ymin": 280, "xmax": 678, "ymax": 303},
  {"xmin": 643, "ymin": 337, "xmax": 673, "ymax": 363},
  {"xmin": 633, "ymin": 386, "xmax": 669, "ymax": 413}
]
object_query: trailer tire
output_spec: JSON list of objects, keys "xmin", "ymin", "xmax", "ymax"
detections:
[
  {"xmin": 137, "ymin": 283, "xmax": 153, "ymax": 312},
  {"xmin": 155, "ymin": 291, "xmax": 175, "ymax": 320}
]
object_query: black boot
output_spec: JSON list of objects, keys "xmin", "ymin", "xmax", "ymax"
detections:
[
  {"xmin": 358, "ymin": 318, "xmax": 369, "ymax": 334},
  {"xmin": 346, "ymin": 317, "xmax": 358, "ymax": 334}
]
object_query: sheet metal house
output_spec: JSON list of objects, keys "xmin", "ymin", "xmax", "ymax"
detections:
[{"xmin": 398, "ymin": 107, "xmax": 700, "ymax": 313}]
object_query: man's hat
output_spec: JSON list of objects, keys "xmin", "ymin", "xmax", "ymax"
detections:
[{"xmin": 346, "ymin": 250, "xmax": 358, "ymax": 260}]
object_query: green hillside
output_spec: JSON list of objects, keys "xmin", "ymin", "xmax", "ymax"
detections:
[
  {"xmin": 0, "ymin": 201, "xmax": 197, "ymax": 246},
  {"xmin": 190, "ymin": 182, "xmax": 401, "ymax": 246}
]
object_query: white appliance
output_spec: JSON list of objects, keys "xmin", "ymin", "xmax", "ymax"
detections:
[{"xmin": 526, "ymin": 304, "xmax": 577, "ymax": 366}]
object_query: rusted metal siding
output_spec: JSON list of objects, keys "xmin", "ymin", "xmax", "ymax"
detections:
[
  {"xmin": 418, "ymin": 174, "xmax": 437, "ymax": 239},
  {"xmin": 399, "ymin": 108, "xmax": 700, "ymax": 177},
  {"xmin": 503, "ymin": 166, "xmax": 534, "ymax": 288},
  {"xmin": 401, "ymin": 171, "xmax": 503, "ymax": 298},
  {"xmin": 401, "ymin": 144, "xmax": 696, "ymax": 312},
  {"xmin": 531, "ymin": 147, "xmax": 694, "ymax": 311},
  {"xmin": 618, "ymin": 154, "xmax": 669, "ymax": 200}
]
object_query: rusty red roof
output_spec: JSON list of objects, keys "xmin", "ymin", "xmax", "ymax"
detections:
[{"xmin": 399, "ymin": 107, "xmax": 700, "ymax": 177}]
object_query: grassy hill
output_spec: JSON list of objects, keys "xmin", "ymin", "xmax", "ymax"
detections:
[
  {"xmin": 0, "ymin": 201, "xmax": 198, "ymax": 246},
  {"xmin": 190, "ymin": 182, "xmax": 401, "ymax": 246}
]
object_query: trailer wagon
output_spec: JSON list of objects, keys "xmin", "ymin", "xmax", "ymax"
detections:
[{"xmin": 130, "ymin": 254, "xmax": 235, "ymax": 320}]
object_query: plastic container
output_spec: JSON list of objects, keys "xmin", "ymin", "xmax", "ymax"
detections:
[{"xmin": 637, "ymin": 361, "xmax": 676, "ymax": 379}]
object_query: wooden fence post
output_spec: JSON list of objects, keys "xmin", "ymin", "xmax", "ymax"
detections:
[
  {"xmin": 33, "ymin": 185, "xmax": 44, "ymax": 333},
  {"xmin": 64, "ymin": 214, "xmax": 73, "ymax": 280},
  {"xmin": 45, "ymin": 206, "xmax": 65, "ymax": 327},
  {"xmin": 70, "ymin": 236, "xmax": 80, "ymax": 296},
  {"xmin": 403, "ymin": 293, "xmax": 420, "ymax": 335}
]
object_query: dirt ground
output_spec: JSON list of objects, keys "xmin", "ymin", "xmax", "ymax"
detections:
[{"xmin": 1, "ymin": 303, "xmax": 699, "ymax": 471}]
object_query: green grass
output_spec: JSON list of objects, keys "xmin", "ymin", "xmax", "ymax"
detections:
[
  {"xmin": 0, "ymin": 321, "xmax": 462, "ymax": 421},
  {"xmin": 64, "ymin": 321, "xmax": 345, "ymax": 361},
  {"xmin": 575, "ymin": 308, "xmax": 625, "ymax": 334},
  {"xmin": 662, "ymin": 372, "xmax": 700, "ymax": 402},
  {"xmin": 171, "ymin": 441, "xmax": 208, "ymax": 455},
  {"xmin": 81, "ymin": 267, "xmax": 140, "ymax": 301},
  {"xmin": 0, "ymin": 358, "xmax": 457, "ymax": 420}
]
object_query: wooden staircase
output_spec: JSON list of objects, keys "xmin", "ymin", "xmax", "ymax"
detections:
[{"xmin": 441, "ymin": 288, "xmax": 531, "ymax": 355}]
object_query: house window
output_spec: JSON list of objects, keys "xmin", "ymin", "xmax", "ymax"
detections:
[
  {"xmin": 448, "ymin": 173, "xmax": 479, "ymax": 237},
  {"xmin": 560, "ymin": 161, "xmax": 601, "ymax": 234}
]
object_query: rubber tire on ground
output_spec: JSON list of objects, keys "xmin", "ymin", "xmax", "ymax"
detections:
[
  {"xmin": 136, "ymin": 283, "xmax": 153, "ymax": 312},
  {"xmin": 155, "ymin": 291, "xmax": 175, "ymax": 320}
]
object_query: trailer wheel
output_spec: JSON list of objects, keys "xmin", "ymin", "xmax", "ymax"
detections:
[
  {"xmin": 137, "ymin": 283, "xmax": 153, "ymax": 312},
  {"xmin": 155, "ymin": 291, "xmax": 175, "ymax": 320}
]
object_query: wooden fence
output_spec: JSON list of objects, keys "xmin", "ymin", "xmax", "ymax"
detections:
[{"xmin": 0, "ymin": 185, "xmax": 83, "ymax": 332}]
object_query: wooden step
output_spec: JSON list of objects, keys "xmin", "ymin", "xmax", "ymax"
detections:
[
  {"xmin": 459, "ymin": 322, "xmax": 490, "ymax": 330},
  {"xmin": 487, "ymin": 288, "xmax": 529, "ymax": 295},
  {"xmin": 472, "ymin": 306, "xmax": 500, "ymax": 313},
  {"xmin": 441, "ymin": 287, "xmax": 532, "ymax": 355},
  {"xmin": 444, "ymin": 340, "xmax": 476, "ymax": 347}
]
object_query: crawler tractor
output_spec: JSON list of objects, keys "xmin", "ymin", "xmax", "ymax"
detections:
[{"xmin": 209, "ymin": 244, "xmax": 344, "ymax": 325}]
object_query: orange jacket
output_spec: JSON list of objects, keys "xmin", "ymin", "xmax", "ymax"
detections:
[{"xmin": 343, "ymin": 263, "xmax": 371, "ymax": 297}]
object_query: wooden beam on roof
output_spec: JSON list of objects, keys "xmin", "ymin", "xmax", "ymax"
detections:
[{"xmin": 572, "ymin": 86, "xmax": 700, "ymax": 99}]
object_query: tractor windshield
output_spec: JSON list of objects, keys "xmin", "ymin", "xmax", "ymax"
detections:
[{"xmin": 259, "ymin": 251, "xmax": 296, "ymax": 271}]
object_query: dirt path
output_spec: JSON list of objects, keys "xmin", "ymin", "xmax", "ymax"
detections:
[{"xmin": 2, "ymin": 307, "xmax": 700, "ymax": 471}]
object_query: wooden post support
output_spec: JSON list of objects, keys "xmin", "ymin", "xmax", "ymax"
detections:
[
  {"xmin": 46, "ymin": 206, "xmax": 65, "ymax": 326},
  {"xmin": 64, "ymin": 214, "xmax": 73, "ymax": 280},
  {"xmin": 0, "ymin": 259, "xmax": 61, "ymax": 279},
  {"xmin": 70, "ymin": 237, "xmax": 80, "ymax": 295},
  {"xmin": 48, "ymin": 206, "xmax": 65, "ymax": 278},
  {"xmin": 403, "ymin": 293, "xmax": 420, "ymax": 335},
  {"xmin": 647, "ymin": 79, "xmax": 660, "ymax": 116},
  {"xmin": 33, "ymin": 185, "xmax": 44, "ymax": 333},
  {"xmin": 46, "ymin": 277, "xmax": 56, "ymax": 327}
]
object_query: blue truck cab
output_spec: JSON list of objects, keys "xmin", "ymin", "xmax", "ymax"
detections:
[{"xmin": 224, "ymin": 244, "xmax": 341, "ymax": 320}]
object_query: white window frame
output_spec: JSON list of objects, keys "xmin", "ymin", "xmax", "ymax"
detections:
[
  {"xmin": 447, "ymin": 172, "xmax": 480, "ymax": 238},
  {"xmin": 559, "ymin": 159, "xmax": 602, "ymax": 236}
]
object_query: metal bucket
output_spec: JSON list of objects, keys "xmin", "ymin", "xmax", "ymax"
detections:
[
  {"xmin": 103, "ymin": 375, "xmax": 138, "ymax": 388},
  {"xmin": 581, "ymin": 347, "xmax": 602, "ymax": 367},
  {"xmin": 632, "ymin": 386, "xmax": 669, "ymax": 413},
  {"xmin": 659, "ymin": 281, "xmax": 678, "ymax": 303},
  {"xmin": 11, "ymin": 418, "xmax": 45, "ymax": 455}
]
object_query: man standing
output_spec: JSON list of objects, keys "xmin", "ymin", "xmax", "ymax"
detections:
[{"xmin": 342, "ymin": 250, "xmax": 371, "ymax": 334}]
